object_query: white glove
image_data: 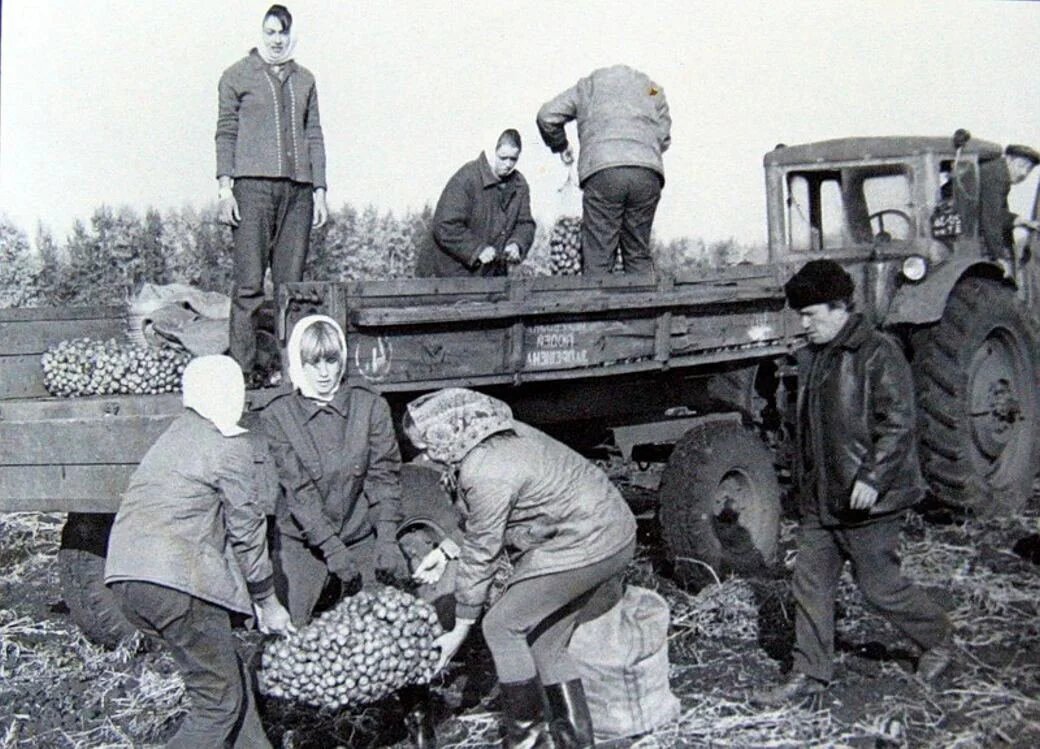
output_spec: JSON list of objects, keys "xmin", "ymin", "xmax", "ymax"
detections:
[{"xmin": 413, "ymin": 547, "xmax": 449, "ymax": 585}]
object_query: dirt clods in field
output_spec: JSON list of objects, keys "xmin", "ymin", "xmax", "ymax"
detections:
[{"xmin": 2, "ymin": 487, "xmax": 1040, "ymax": 747}]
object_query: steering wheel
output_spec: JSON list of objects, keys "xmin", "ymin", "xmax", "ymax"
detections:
[{"xmin": 868, "ymin": 209, "xmax": 912, "ymax": 241}]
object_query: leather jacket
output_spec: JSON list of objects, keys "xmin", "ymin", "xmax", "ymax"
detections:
[{"xmin": 795, "ymin": 314, "xmax": 927, "ymax": 525}]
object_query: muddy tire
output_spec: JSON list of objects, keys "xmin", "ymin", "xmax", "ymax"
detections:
[
  {"xmin": 657, "ymin": 420, "xmax": 781, "ymax": 589},
  {"xmin": 911, "ymin": 278, "xmax": 1040, "ymax": 514},
  {"xmin": 58, "ymin": 513, "xmax": 136, "ymax": 648}
]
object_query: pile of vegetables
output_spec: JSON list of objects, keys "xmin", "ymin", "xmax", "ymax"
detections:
[
  {"xmin": 258, "ymin": 586, "xmax": 442, "ymax": 709},
  {"xmin": 41, "ymin": 338, "xmax": 191, "ymax": 397},
  {"xmin": 548, "ymin": 216, "xmax": 583, "ymax": 275}
]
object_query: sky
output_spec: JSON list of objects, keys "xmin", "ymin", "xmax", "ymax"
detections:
[{"xmin": 3, "ymin": 0, "xmax": 1040, "ymax": 248}]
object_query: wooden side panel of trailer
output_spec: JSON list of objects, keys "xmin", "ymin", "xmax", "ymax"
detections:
[{"xmin": 0, "ymin": 306, "xmax": 127, "ymax": 399}]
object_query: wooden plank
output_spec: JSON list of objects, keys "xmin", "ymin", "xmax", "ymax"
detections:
[
  {"xmin": 0, "ymin": 316, "xmax": 128, "ymax": 356},
  {"xmin": 0, "ymin": 414, "xmax": 175, "ymax": 465},
  {"xmin": 0, "ymin": 393, "xmax": 182, "ymax": 421},
  {"xmin": 0, "ymin": 306, "xmax": 124, "ymax": 323},
  {"xmin": 0, "ymin": 354, "xmax": 49, "ymax": 399},
  {"xmin": 350, "ymin": 285, "xmax": 785, "ymax": 327},
  {"xmin": 0, "ymin": 464, "xmax": 132, "ymax": 512},
  {"xmin": 364, "ymin": 340, "xmax": 797, "ymax": 392},
  {"xmin": 345, "ymin": 329, "xmax": 512, "ymax": 385}
]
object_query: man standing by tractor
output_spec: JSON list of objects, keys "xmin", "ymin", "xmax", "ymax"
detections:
[
  {"xmin": 752, "ymin": 260, "xmax": 953, "ymax": 706},
  {"xmin": 536, "ymin": 64, "xmax": 671, "ymax": 275},
  {"xmin": 979, "ymin": 144, "xmax": 1040, "ymax": 263}
]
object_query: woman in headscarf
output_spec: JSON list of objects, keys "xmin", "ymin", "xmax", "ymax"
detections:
[
  {"xmin": 260, "ymin": 315, "xmax": 405, "ymax": 624},
  {"xmin": 261, "ymin": 315, "xmax": 441, "ymax": 746},
  {"xmin": 106, "ymin": 355, "xmax": 293, "ymax": 749},
  {"xmin": 404, "ymin": 388, "xmax": 637, "ymax": 748},
  {"xmin": 415, "ymin": 129, "xmax": 536, "ymax": 277},
  {"xmin": 216, "ymin": 4, "xmax": 328, "ymax": 382}
]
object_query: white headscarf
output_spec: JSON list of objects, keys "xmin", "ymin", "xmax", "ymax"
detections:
[
  {"xmin": 256, "ymin": 11, "xmax": 298, "ymax": 66},
  {"xmin": 182, "ymin": 355, "xmax": 247, "ymax": 437},
  {"xmin": 286, "ymin": 314, "xmax": 347, "ymax": 401}
]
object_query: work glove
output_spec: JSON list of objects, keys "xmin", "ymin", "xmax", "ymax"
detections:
[
  {"xmin": 322, "ymin": 539, "xmax": 363, "ymax": 596},
  {"xmin": 412, "ymin": 538, "xmax": 460, "ymax": 586},
  {"xmin": 374, "ymin": 538, "xmax": 410, "ymax": 582}
]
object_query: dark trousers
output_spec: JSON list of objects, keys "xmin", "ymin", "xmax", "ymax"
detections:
[
  {"xmin": 791, "ymin": 513, "xmax": 950, "ymax": 682},
  {"xmin": 581, "ymin": 166, "xmax": 662, "ymax": 275},
  {"xmin": 111, "ymin": 581, "xmax": 271, "ymax": 749},
  {"xmin": 229, "ymin": 178, "xmax": 313, "ymax": 372},
  {"xmin": 271, "ymin": 531, "xmax": 376, "ymax": 627},
  {"xmin": 481, "ymin": 541, "xmax": 633, "ymax": 684}
]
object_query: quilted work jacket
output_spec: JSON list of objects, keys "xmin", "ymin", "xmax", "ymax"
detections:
[
  {"xmin": 795, "ymin": 314, "xmax": 927, "ymax": 526},
  {"xmin": 216, "ymin": 50, "xmax": 327, "ymax": 188},
  {"xmin": 452, "ymin": 422, "xmax": 637, "ymax": 619},
  {"xmin": 536, "ymin": 64, "xmax": 671, "ymax": 186},
  {"xmin": 105, "ymin": 410, "xmax": 276, "ymax": 615}
]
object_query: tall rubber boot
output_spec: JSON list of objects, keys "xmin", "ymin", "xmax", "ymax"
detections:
[
  {"xmin": 544, "ymin": 680, "xmax": 595, "ymax": 748},
  {"xmin": 498, "ymin": 678, "xmax": 553, "ymax": 749},
  {"xmin": 399, "ymin": 683, "xmax": 437, "ymax": 748}
]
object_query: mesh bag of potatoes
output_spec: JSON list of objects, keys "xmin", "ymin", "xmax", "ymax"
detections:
[
  {"xmin": 548, "ymin": 216, "xmax": 583, "ymax": 276},
  {"xmin": 41, "ymin": 337, "xmax": 192, "ymax": 397},
  {"xmin": 257, "ymin": 586, "xmax": 443, "ymax": 710}
]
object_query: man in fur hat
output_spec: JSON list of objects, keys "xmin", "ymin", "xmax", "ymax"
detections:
[{"xmin": 752, "ymin": 260, "xmax": 953, "ymax": 706}]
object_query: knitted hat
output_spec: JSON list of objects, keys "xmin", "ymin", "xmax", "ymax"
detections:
[{"xmin": 783, "ymin": 259, "xmax": 855, "ymax": 310}]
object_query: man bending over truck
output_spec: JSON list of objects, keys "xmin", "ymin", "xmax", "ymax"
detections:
[{"xmin": 537, "ymin": 64, "xmax": 671, "ymax": 275}]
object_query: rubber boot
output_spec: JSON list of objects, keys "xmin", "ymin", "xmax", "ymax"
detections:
[
  {"xmin": 399, "ymin": 683, "xmax": 437, "ymax": 748},
  {"xmin": 498, "ymin": 678, "xmax": 553, "ymax": 749},
  {"xmin": 544, "ymin": 679, "xmax": 595, "ymax": 748}
]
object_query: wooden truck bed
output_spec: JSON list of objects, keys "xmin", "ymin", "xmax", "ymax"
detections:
[
  {"xmin": 284, "ymin": 266, "xmax": 800, "ymax": 391},
  {"xmin": 1, "ymin": 266, "xmax": 802, "ymax": 513}
]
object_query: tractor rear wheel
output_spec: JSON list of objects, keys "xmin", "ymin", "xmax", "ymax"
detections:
[{"xmin": 911, "ymin": 277, "xmax": 1040, "ymax": 514}]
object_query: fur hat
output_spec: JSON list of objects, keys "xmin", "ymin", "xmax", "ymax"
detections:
[{"xmin": 783, "ymin": 259, "xmax": 855, "ymax": 310}]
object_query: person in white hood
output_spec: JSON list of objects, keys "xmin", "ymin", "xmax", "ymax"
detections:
[{"xmin": 106, "ymin": 355, "xmax": 293, "ymax": 749}]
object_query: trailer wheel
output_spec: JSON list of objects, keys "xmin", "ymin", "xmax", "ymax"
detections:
[
  {"xmin": 911, "ymin": 277, "xmax": 1040, "ymax": 514},
  {"xmin": 58, "ymin": 513, "xmax": 136, "ymax": 648},
  {"xmin": 657, "ymin": 421, "xmax": 780, "ymax": 589}
]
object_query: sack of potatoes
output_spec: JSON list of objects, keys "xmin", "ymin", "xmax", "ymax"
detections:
[{"xmin": 258, "ymin": 586, "xmax": 443, "ymax": 710}]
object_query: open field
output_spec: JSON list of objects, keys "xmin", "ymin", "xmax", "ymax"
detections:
[{"xmin": 2, "ymin": 484, "xmax": 1039, "ymax": 748}]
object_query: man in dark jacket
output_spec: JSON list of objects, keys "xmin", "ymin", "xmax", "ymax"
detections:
[
  {"xmin": 979, "ymin": 144, "xmax": 1040, "ymax": 261},
  {"xmin": 752, "ymin": 260, "xmax": 952, "ymax": 706},
  {"xmin": 537, "ymin": 64, "xmax": 671, "ymax": 275},
  {"xmin": 416, "ymin": 129, "xmax": 536, "ymax": 277}
]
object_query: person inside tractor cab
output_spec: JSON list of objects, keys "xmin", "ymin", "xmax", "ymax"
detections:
[{"xmin": 978, "ymin": 144, "xmax": 1040, "ymax": 263}]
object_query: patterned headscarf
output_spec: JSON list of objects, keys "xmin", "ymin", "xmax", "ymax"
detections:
[
  {"xmin": 181, "ymin": 355, "xmax": 248, "ymax": 437},
  {"xmin": 405, "ymin": 388, "xmax": 515, "ymax": 466}
]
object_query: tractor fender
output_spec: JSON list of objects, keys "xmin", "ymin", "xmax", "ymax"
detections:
[{"xmin": 884, "ymin": 257, "xmax": 1011, "ymax": 327}]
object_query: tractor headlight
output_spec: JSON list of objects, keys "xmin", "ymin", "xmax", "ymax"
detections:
[{"xmin": 901, "ymin": 255, "xmax": 927, "ymax": 282}]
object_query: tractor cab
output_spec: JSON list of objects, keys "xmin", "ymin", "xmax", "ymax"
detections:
[{"xmin": 761, "ymin": 136, "xmax": 1024, "ymax": 321}]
